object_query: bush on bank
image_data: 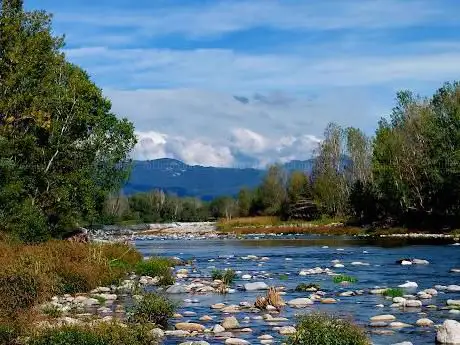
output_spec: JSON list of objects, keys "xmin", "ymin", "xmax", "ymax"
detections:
[
  {"xmin": 135, "ymin": 257, "xmax": 175, "ymax": 286},
  {"xmin": 288, "ymin": 313, "xmax": 370, "ymax": 345},
  {"xmin": 128, "ymin": 293, "xmax": 177, "ymax": 328}
]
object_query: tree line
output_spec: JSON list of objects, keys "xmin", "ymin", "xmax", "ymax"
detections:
[{"xmin": 97, "ymin": 82, "xmax": 460, "ymax": 230}]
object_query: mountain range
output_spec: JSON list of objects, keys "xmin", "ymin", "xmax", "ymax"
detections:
[{"xmin": 124, "ymin": 158, "xmax": 315, "ymax": 200}]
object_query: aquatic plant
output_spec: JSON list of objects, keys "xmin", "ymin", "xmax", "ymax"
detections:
[
  {"xmin": 288, "ymin": 313, "xmax": 370, "ymax": 345},
  {"xmin": 295, "ymin": 283, "xmax": 320, "ymax": 291},
  {"xmin": 128, "ymin": 293, "xmax": 176, "ymax": 328},
  {"xmin": 382, "ymin": 288, "xmax": 404, "ymax": 298},
  {"xmin": 333, "ymin": 275, "xmax": 358, "ymax": 284},
  {"xmin": 135, "ymin": 257, "xmax": 175, "ymax": 286},
  {"xmin": 211, "ymin": 269, "xmax": 236, "ymax": 285}
]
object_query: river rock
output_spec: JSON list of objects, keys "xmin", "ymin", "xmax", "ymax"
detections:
[
  {"xmin": 370, "ymin": 315, "xmax": 396, "ymax": 322},
  {"xmin": 222, "ymin": 316, "xmax": 240, "ymax": 329},
  {"xmin": 436, "ymin": 319, "xmax": 460, "ymax": 344},
  {"xmin": 416, "ymin": 318, "xmax": 434, "ymax": 327},
  {"xmin": 166, "ymin": 285, "xmax": 188, "ymax": 294},
  {"xmin": 225, "ymin": 338, "xmax": 249, "ymax": 345},
  {"xmin": 287, "ymin": 298, "xmax": 313, "ymax": 307},
  {"xmin": 392, "ymin": 342, "xmax": 413, "ymax": 345},
  {"xmin": 389, "ymin": 322, "xmax": 411, "ymax": 328},
  {"xmin": 404, "ymin": 300, "xmax": 422, "ymax": 308},
  {"xmin": 412, "ymin": 259, "xmax": 429, "ymax": 264},
  {"xmin": 179, "ymin": 342, "xmax": 210, "ymax": 345},
  {"xmin": 398, "ymin": 281, "xmax": 418, "ymax": 288},
  {"xmin": 393, "ymin": 297, "xmax": 406, "ymax": 303},
  {"xmin": 279, "ymin": 326, "xmax": 296, "ymax": 335},
  {"xmin": 175, "ymin": 323, "xmax": 205, "ymax": 332},
  {"xmin": 244, "ymin": 282, "xmax": 269, "ymax": 291},
  {"xmin": 258, "ymin": 335, "xmax": 273, "ymax": 340},
  {"xmin": 448, "ymin": 285, "xmax": 460, "ymax": 292},
  {"xmin": 150, "ymin": 328, "xmax": 165, "ymax": 338},
  {"xmin": 448, "ymin": 300, "xmax": 460, "ymax": 306},
  {"xmin": 200, "ymin": 315, "xmax": 213, "ymax": 322},
  {"xmin": 321, "ymin": 298, "xmax": 337, "ymax": 304},
  {"xmin": 164, "ymin": 330, "xmax": 191, "ymax": 337},
  {"xmin": 370, "ymin": 288, "xmax": 388, "ymax": 294},
  {"xmin": 211, "ymin": 303, "xmax": 226, "ymax": 309},
  {"xmin": 212, "ymin": 324, "xmax": 225, "ymax": 333}
]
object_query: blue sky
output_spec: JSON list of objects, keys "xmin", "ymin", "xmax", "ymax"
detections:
[{"xmin": 26, "ymin": 0, "xmax": 460, "ymax": 167}]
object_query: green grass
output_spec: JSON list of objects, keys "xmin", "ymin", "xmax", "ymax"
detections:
[
  {"xmin": 211, "ymin": 269, "xmax": 237, "ymax": 285},
  {"xmin": 92, "ymin": 295, "xmax": 107, "ymax": 305},
  {"xmin": 382, "ymin": 288, "xmax": 404, "ymax": 298},
  {"xmin": 134, "ymin": 257, "xmax": 175, "ymax": 286},
  {"xmin": 333, "ymin": 275, "xmax": 358, "ymax": 284},
  {"xmin": 41, "ymin": 304, "xmax": 63, "ymax": 318},
  {"xmin": 128, "ymin": 293, "xmax": 176, "ymax": 328},
  {"xmin": 27, "ymin": 323, "xmax": 157, "ymax": 345},
  {"xmin": 288, "ymin": 313, "xmax": 370, "ymax": 345},
  {"xmin": 279, "ymin": 274, "xmax": 289, "ymax": 281}
]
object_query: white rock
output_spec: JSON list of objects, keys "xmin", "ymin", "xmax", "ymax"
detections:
[
  {"xmin": 447, "ymin": 285, "xmax": 460, "ymax": 292},
  {"xmin": 436, "ymin": 320, "xmax": 460, "ymax": 344},
  {"xmin": 448, "ymin": 300, "xmax": 460, "ymax": 306},
  {"xmin": 225, "ymin": 338, "xmax": 249, "ymax": 345},
  {"xmin": 400, "ymin": 260, "xmax": 412, "ymax": 265},
  {"xmin": 244, "ymin": 282, "xmax": 269, "ymax": 291},
  {"xmin": 405, "ymin": 300, "xmax": 422, "ymax": 308},
  {"xmin": 412, "ymin": 258, "xmax": 429, "ymax": 265},
  {"xmin": 370, "ymin": 315, "xmax": 396, "ymax": 322},
  {"xmin": 212, "ymin": 324, "xmax": 225, "ymax": 333},
  {"xmin": 287, "ymin": 298, "xmax": 313, "ymax": 308},
  {"xmin": 398, "ymin": 281, "xmax": 418, "ymax": 288},
  {"xmin": 416, "ymin": 318, "xmax": 434, "ymax": 327},
  {"xmin": 241, "ymin": 274, "xmax": 252, "ymax": 280}
]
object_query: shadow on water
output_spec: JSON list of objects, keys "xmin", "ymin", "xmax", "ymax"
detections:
[{"xmin": 235, "ymin": 236, "xmax": 455, "ymax": 248}]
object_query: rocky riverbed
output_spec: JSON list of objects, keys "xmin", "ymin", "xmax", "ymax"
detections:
[{"xmin": 42, "ymin": 235, "xmax": 460, "ymax": 344}]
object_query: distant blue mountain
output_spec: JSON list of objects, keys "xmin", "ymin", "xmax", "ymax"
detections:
[{"xmin": 124, "ymin": 158, "xmax": 315, "ymax": 200}]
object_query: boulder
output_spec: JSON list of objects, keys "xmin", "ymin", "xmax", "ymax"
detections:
[
  {"xmin": 212, "ymin": 324, "xmax": 225, "ymax": 333},
  {"xmin": 437, "ymin": 320, "xmax": 460, "ymax": 344},
  {"xmin": 404, "ymin": 300, "xmax": 422, "ymax": 308},
  {"xmin": 398, "ymin": 281, "xmax": 418, "ymax": 288},
  {"xmin": 166, "ymin": 285, "xmax": 188, "ymax": 294},
  {"xmin": 175, "ymin": 323, "xmax": 205, "ymax": 332},
  {"xmin": 244, "ymin": 282, "xmax": 269, "ymax": 291},
  {"xmin": 287, "ymin": 298, "xmax": 313, "ymax": 308},
  {"xmin": 412, "ymin": 259, "xmax": 429, "ymax": 265},
  {"xmin": 416, "ymin": 318, "xmax": 433, "ymax": 327},
  {"xmin": 222, "ymin": 316, "xmax": 240, "ymax": 329}
]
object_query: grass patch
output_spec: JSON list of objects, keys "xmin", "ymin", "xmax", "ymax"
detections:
[
  {"xmin": 211, "ymin": 269, "xmax": 236, "ymax": 285},
  {"xmin": 134, "ymin": 257, "xmax": 175, "ymax": 286},
  {"xmin": 289, "ymin": 313, "xmax": 369, "ymax": 345},
  {"xmin": 41, "ymin": 304, "xmax": 63, "ymax": 318},
  {"xmin": 382, "ymin": 288, "xmax": 404, "ymax": 298},
  {"xmin": 128, "ymin": 293, "xmax": 176, "ymax": 328},
  {"xmin": 217, "ymin": 216, "xmax": 281, "ymax": 231},
  {"xmin": 333, "ymin": 275, "xmax": 358, "ymax": 284},
  {"xmin": 26, "ymin": 322, "xmax": 157, "ymax": 345}
]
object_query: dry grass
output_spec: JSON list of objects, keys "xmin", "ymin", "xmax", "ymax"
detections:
[
  {"xmin": 0, "ymin": 239, "xmax": 142, "ymax": 329},
  {"xmin": 254, "ymin": 287, "xmax": 284, "ymax": 309},
  {"xmin": 217, "ymin": 216, "xmax": 281, "ymax": 231}
]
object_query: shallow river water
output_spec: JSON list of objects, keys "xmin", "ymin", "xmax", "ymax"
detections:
[{"xmin": 135, "ymin": 235, "xmax": 460, "ymax": 345}]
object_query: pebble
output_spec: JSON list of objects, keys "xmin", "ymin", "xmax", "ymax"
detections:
[
  {"xmin": 212, "ymin": 324, "xmax": 226, "ymax": 333},
  {"xmin": 370, "ymin": 315, "xmax": 396, "ymax": 322},
  {"xmin": 175, "ymin": 322, "xmax": 205, "ymax": 332},
  {"xmin": 225, "ymin": 338, "xmax": 249, "ymax": 345}
]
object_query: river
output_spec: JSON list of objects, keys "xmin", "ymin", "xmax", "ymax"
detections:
[{"xmin": 135, "ymin": 235, "xmax": 460, "ymax": 345}]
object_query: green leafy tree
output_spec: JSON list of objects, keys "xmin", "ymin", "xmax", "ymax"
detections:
[{"xmin": 0, "ymin": 1, "xmax": 136, "ymax": 241}]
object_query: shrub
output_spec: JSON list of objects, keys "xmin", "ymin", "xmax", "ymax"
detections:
[
  {"xmin": 211, "ymin": 269, "xmax": 236, "ymax": 285},
  {"xmin": 382, "ymin": 288, "xmax": 404, "ymax": 298},
  {"xmin": 333, "ymin": 275, "xmax": 358, "ymax": 284},
  {"xmin": 27, "ymin": 323, "xmax": 156, "ymax": 345},
  {"xmin": 135, "ymin": 257, "xmax": 175, "ymax": 286},
  {"xmin": 128, "ymin": 293, "xmax": 176, "ymax": 328},
  {"xmin": 41, "ymin": 305, "xmax": 63, "ymax": 319},
  {"xmin": 288, "ymin": 313, "xmax": 370, "ymax": 345},
  {"xmin": 0, "ymin": 270, "xmax": 39, "ymax": 319}
]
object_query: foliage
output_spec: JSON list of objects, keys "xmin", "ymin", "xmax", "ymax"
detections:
[
  {"xmin": 333, "ymin": 275, "xmax": 358, "ymax": 284},
  {"xmin": 211, "ymin": 269, "xmax": 236, "ymax": 285},
  {"xmin": 288, "ymin": 313, "xmax": 369, "ymax": 345},
  {"xmin": 26, "ymin": 323, "xmax": 157, "ymax": 345},
  {"xmin": 128, "ymin": 293, "xmax": 176, "ymax": 328},
  {"xmin": 382, "ymin": 288, "xmax": 404, "ymax": 298},
  {"xmin": 0, "ymin": 0, "xmax": 136, "ymax": 242},
  {"xmin": 134, "ymin": 257, "xmax": 175, "ymax": 286}
]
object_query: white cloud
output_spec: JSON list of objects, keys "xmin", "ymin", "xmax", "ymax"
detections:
[{"xmin": 54, "ymin": 0, "xmax": 457, "ymax": 38}]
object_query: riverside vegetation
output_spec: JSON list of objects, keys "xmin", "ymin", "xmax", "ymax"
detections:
[{"xmin": 1, "ymin": 1, "xmax": 460, "ymax": 345}]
